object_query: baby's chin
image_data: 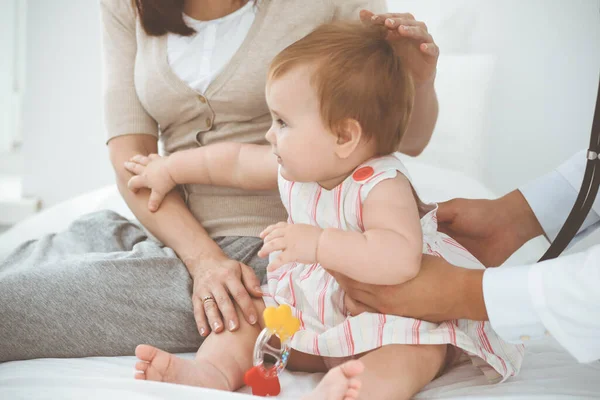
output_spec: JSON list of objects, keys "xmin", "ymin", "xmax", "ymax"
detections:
[
  {"xmin": 280, "ymin": 166, "xmax": 315, "ymax": 183},
  {"xmin": 280, "ymin": 167, "xmax": 298, "ymax": 182}
]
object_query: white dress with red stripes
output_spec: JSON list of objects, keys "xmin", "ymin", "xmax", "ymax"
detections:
[{"xmin": 262, "ymin": 153, "xmax": 524, "ymax": 383}]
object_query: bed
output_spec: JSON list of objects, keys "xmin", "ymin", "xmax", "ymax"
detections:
[{"xmin": 1, "ymin": 157, "xmax": 599, "ymax": 400}]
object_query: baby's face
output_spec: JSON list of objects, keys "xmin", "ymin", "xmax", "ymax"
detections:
[{"xmin": 265, "ymin": 65, "xmax": 340, "ymax": 184}]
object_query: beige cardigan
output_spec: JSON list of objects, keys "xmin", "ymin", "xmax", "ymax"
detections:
[{"xmin": 100, "ymin": 0, "xmax": 386, "ymax": 238}]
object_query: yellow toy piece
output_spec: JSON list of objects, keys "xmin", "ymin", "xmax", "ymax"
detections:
[{"xmin": 263, "ymin": 304, "xmax": 300, "ymax": 342}]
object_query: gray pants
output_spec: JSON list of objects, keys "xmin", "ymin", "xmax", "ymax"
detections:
[{"xmin": 0, "ymin": 210, "xmax": 267, "ymax": 362}]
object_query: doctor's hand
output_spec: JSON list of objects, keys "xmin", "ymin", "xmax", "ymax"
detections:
[
  {"xmin": 332, "ymin": 255, "xmax": 488, "ymax": 323},
  {"xmin": 436, "ymin": 190, "xmax": 544, "ymax": 267},
  {"xmin": 360, "ymin": 9, "xmax": 438, "ymax": 85}
]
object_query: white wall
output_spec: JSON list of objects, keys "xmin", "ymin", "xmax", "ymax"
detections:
[
  {"xmin": 14, "ymin": 0, "xmax": 600, "ymax": 207},
  {"xmin": 0, "ymin": 0, "xmax": 18, "ymax": 154},
  {"xmin": 389, "ymin": 0, "xmax": 600, "ymax": 194},
  {"xmin": 20, "ymin": 0, "xmax": 111, "ymax": 207}
]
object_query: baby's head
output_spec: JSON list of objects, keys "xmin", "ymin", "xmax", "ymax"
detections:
[{"xmin": 265, "ymin": 21, "xmax": 414, "ymax": 186}]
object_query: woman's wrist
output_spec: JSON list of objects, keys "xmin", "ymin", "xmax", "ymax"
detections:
[{"xmin": 179, "ymin": 238, "xmax": 227, "ymax": 276}]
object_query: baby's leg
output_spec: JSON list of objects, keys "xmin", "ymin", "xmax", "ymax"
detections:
[
  {"xmin": 135, "ymin": 298, "xmax": 265, "ymax": 391},
  {"xmin": 356, "ymin": 344, "xmax": 447, "ymax": 400}
]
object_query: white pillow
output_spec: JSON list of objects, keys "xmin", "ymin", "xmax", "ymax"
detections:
[{"xmin": 416, "ymin": 54, "xmax": 496, "ymax": 182}]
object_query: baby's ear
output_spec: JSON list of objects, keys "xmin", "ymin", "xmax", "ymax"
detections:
[{"xmin": 334, "ymin": 118, "xmax": 363, "ymax": 159}]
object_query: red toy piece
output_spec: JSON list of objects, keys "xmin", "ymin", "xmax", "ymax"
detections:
[{"xmin": 244, "ymin": 365, "xmax": 281, "ymax": 397}]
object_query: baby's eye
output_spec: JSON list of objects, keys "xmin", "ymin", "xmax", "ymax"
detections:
[{"xmin": 276, "ymin": 119, "xmax": 288, "ymax": 129}]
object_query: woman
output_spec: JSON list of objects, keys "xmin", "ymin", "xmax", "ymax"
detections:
[{"xmin": 0, "ymin": 0, "xmax": 439, "ymax": 361}]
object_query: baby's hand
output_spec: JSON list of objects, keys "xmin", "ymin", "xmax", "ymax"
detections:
[
  {"xmin": 124, "ymin": 154, "xmax": 177, "ymax": 212},
  {"xmin": 258, "ymin": 222, "xmax": 323, "ymax": 271}
]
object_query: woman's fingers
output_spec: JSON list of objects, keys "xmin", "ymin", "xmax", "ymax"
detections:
[
  {"xmin": 393, "ymin": 24, "xmax": 433, "ymax": 44},
  {"xmin": 383, "ymin": 17, "xmax": 426, "ymax": 31},
  {"xmin": 192, "ymin": 295, "xmax": 210, "ymax": 336},
  {"xmin": 226, "ymin": 275, "xmax": 258, "ymax": 325},
  {"xmin": 240, "ymin": 263, "xmax": 263, "ymax": 297},
  {"xmin": 420, "ymin": 42, "xmax": 439, "ymax": 57},
  {"xmin": 202, "ymin": 290, "xmax": 225, "ymax": 333},
  {"xmin": 360, "ymin": 10, "xmax": 437, "ymax": 58},
  {"xmin": 212, "ymin": 285, "xmax": 238, "ymax": 332},
  {"xmin": 360, "ymin": 10, "xmax": 416, "ymax": 24}
]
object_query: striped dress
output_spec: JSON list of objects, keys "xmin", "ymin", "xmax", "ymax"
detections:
[{"xmin": 262, "ymin": 153, "xmax": 524, "ymax": 383}]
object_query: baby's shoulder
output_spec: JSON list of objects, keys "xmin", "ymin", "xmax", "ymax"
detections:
[{"xmin": 350, "ymin": 153, "xmax": 410, "ymax": 186}]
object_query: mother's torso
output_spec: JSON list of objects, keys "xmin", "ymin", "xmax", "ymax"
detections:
[{"xmin": 102, "ymin": 0, "xmax": 386, "ymax": 238}]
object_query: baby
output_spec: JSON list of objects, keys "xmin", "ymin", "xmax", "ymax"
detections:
[{"xmin": 125, "ymin": 21, "xmax": 523, "ymax": 399}]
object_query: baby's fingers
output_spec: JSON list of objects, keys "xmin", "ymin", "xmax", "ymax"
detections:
[
  {"xmin": 130, "ymin": 154, "xmax": 150, "ymax": 166},
  {"xmin": 148, "ymin": 190, "xmax": 166, "ymax": 212},
  {"xmin": 267, "ymin": 253, "xmax": 289, "ymax": 272},
  {"xmin": 127, "ymin": 175, "xmax": 147, "ymax": 193},
  {"xmin": 260, "ymin": 221, "xmax": 288, "ymax": 239},
  {"xmin": 258, "ymin": 238, "xmax": 286, "ymax": 258},
  {"xmin": 124, "ymin": 161, "xmax": 145, "ymax": 175}
]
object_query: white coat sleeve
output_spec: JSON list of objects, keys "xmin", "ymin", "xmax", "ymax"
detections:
[{"xmin": 483, "ymin": 245, "xmax": 600, "ymax": 363}]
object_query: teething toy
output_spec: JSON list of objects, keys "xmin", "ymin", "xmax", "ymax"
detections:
[{"xmin": 244, "ymin": 304, "xmax": 300, "ymax": 396}]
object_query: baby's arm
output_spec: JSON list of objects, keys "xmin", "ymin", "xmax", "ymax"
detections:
[
  {"xmin": 319, "ymin": 175, "xmax": 423, "ymax": 285},
  {"xmin": 167, "ymin": 143, "xmax": 278, "ymax": 190},
  {"xmin": 125, "ymin": 143, "xmax": 278, "ymax": 211}
]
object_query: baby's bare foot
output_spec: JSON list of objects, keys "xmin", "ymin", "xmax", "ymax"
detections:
[
  {"xmin": 305, "ymin": 360, "xmax": 364, "ymax": 400},
  {"xmin": 134, "ymin": 344, "xmax": 230, "ymax": 390}
]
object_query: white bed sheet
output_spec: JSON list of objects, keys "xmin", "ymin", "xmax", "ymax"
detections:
[
  {"xmin": 1, "ymin": 160, "xmax": 597, "ymax": 399},
  {"xmin": 1, "ymin": 337, "xmax": 598, "ymax": 400}
]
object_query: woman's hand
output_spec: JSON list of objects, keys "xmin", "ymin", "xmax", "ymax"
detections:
[
  {"xmin": 258, "ymin": 222, "xmax": 323, "ymax": 271},
  {"xmin": 188, "ymin": 255, "xmax": 263, "ymax": 336},
  {"xmin": 360, "ymin": 9, "xmax": 439, "ymax": 85},
  {"xmin": 436, "ymin": 190, "xmax": 544, "ymax": 267},
  {"xmin": 124, "ymin": 154, "xmax": 177, "ymax": 212}
]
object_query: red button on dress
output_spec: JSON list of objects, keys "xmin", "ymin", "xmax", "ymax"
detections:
[{"xmin": 352, "ymin": 166, "xmax": 374, "ymax": 182}]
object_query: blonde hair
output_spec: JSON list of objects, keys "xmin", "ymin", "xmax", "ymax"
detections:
[{"xmin": 268, "ymin": 21, "xmax": 414, "ymax": 155}]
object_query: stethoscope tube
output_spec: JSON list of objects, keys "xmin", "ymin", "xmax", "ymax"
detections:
[{"xmin": 539, "ymin": 80, "xmax": 600, "ymax": 262}]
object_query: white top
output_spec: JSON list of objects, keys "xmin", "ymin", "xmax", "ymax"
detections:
[
  {"xmin": 167, "ymin": 1, "xmax": 256, "ymax": 94},
  {"xmin": 483, "ymin": 150, "xmax": 600, "ymax": 363}
]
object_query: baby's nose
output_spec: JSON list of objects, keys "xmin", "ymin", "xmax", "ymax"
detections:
[{"xmin": 265, "ymin": 128, "xmax": 276, "ymax": 144}]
